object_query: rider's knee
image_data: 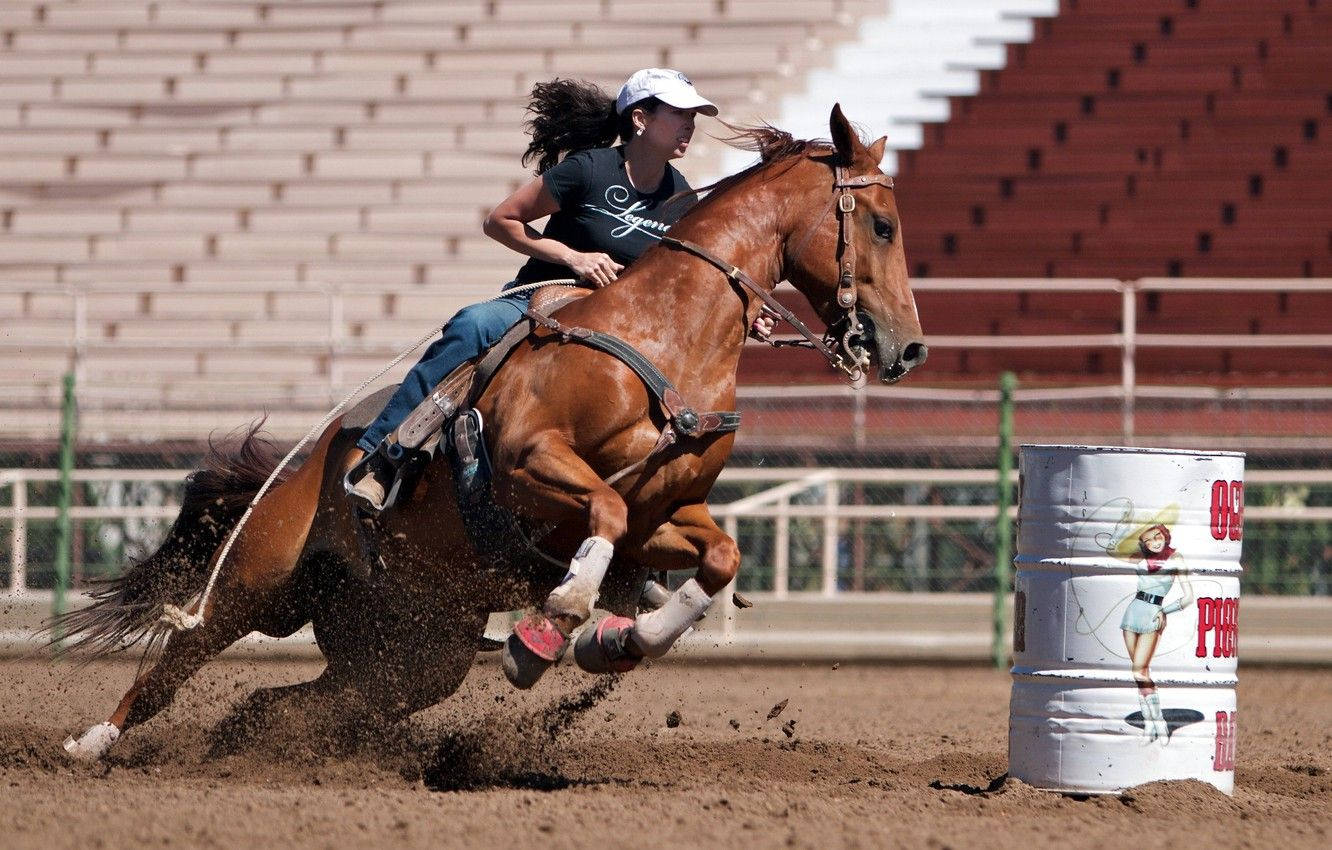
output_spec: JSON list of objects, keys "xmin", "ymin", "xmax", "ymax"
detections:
[
  {"xmin": 697, "ymin": 537, "xmax": 740, "ymax": 593},
  {"xmin": 450, "ymin": 304, "xmax": 491, "ymax": 346},
  {"xmin": 452, "ymin": 301, "xmax": 517, "ymax": 350}
]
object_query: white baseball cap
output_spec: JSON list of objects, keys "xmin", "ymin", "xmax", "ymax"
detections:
[{"xmin": 616, "ymin": 68, "xmax": 718, "ymax": 117}]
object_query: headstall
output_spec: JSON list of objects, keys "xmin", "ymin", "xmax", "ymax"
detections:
[{"xmin": 661, "ymin": 163, "xmax": 895, "ymax": 382}]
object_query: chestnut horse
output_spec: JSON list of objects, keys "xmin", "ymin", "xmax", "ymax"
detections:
[{"xmin": 59, "ymin": 106, "xmax": 926, "ymax": 760}]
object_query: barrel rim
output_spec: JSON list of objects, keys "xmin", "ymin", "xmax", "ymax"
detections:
[{"xmin": 1020, "ymin": 443, "xmax": 1246, "ymax": 458}]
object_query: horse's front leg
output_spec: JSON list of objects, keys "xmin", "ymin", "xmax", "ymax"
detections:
[
  {"xmin": 493, "ymin": 429, "xmax": 629, "ymax": 688},
  {"xmin": 574, "ymin": 502, "xmax": 738, "ymax": 675}
]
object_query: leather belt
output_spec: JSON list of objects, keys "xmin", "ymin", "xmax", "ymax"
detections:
[{"xmin": 1135, "ymin": 591, "xmax": 1164, "ymax": 605}]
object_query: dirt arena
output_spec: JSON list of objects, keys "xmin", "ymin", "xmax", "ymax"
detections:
[{"xmin": 1, "ymin": 655, "xmax": 1328, "ymax": 849}]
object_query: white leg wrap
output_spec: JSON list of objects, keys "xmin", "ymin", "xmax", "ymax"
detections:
[
  {"xmin": 629, "ymin": 578, "xmax": 713, "ymax": 658},
  {"xmin": 544, "ymin": 535, "xmax": 615, "ymax": 621},
  {"xmin": 63, "ymin": 721, "xmax": 120, "ymax": 762}
]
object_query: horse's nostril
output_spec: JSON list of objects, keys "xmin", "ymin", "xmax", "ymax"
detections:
[{"xmin": 902, "ymin": 341, "xmax": 928, "ymax": 367}]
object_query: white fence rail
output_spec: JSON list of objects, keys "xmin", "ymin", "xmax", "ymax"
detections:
[{"xmin": 4, "ymin": 466, "xmax": 1331, "ymax": 596}]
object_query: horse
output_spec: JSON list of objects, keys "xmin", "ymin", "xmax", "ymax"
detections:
[{"xmin": 58, "ymin": 105, "xmax": 927, "ymax": 761}]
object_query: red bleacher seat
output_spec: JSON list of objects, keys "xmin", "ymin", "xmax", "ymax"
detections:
[{"xmin": 894, "ymin": 0, "xmax": 1332, "ymax": 387}]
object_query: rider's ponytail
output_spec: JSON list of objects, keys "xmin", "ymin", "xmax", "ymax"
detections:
[{"xmin": 522, "ymin": 78, "xmax": 660, "ymax": 174}]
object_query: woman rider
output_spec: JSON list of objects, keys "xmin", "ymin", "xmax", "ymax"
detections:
[{"xmin": 346, "ymin": 69, "xmax": 720, "ymax": 513}]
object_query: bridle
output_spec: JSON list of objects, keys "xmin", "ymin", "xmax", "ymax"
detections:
[{"xmin": 661, "ymin": 162, "xmax": 896, "ymax": 382}]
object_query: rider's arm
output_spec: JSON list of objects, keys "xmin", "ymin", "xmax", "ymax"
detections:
[{"xmin": 483, "ymin": 176, "xmax": 622, "ymax": 287}]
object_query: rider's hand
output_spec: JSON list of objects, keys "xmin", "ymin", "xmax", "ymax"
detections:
[
  {"xmin": 1152, "ymin": 610, "xmax": 1165, "ymax": 631},
  {"xmin": 566, "ymin": 251, "xmax": 624, "ymax": 288},
  {"xmin": 749, "ymin": 314, "xmax": 777, "ymax": 341}
]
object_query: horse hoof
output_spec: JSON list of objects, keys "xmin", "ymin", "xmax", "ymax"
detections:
[
  {"xmin": 574, "ymin": 615, "xmax": 640, "ymax": 675},
  {"xmin": 502, "ymin": 633, "xmax": 555, "ymax": 689},
  {"xmin": 62, "ymin": 721, "xmax": 120, "ymax": 762},
  {"xmin": 502, "ymin": 614, "xmax": 568, "ymax": 689}
]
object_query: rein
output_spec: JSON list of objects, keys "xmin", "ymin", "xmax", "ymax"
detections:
[{"xmin": 661, "ymin": 164, "xmax": 894, "ymax": 382}]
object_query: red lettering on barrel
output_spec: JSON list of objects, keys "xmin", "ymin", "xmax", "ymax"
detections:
[
  {"xmin": 1210, "ymin": 480, "xmax": 1229, "ymax": 540},
  {"xmin": 1214, "ymin": 710, "xmax": 1237, "ymax": 771},
  {"xmin": 1220, "ymin": 597, "xmax": 1237, "ymax": 656},
  {"xmin": 1196, "ymin": 597, "xmax": 1218, "ymax": 657},
  {"xmin": 1210, "ymin": 479, "xmax": 1244, "ymax": 542},
  {"xmin": 1229, "ymin": 481, "xmax": 1244, "ymax": 541},
  {"xmin": 1196, "ymin": 596, "xmax": 1240, "ymax": 658}
]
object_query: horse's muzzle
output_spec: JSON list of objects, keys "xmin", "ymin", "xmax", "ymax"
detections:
[
  {"xmin": 866, "ymin": 315, "xmax": 928, "ymax": 384},
  {"xmin": 829, "ymin": 312, "xmax": 927, "ymax": 384},
  {"xmin": 877, "ymin": 340, "xmax": 928, "ymax": 383}
]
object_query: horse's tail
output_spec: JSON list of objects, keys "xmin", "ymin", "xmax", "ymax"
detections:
[{"xmin": 49, "ymin": 420, "xmax": 291, "ymax": 661}]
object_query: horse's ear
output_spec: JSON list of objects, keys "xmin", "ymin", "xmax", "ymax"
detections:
[
  {"xmin": 828, "ymin": 103, "xmax": 864, "ymax": 165},
  {"xmin": 867, "ymin": 135, "xmax": 888, "ymax": 164}
]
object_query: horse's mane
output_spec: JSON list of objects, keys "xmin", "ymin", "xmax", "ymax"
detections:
[{"xmin": 668, "ymin": 123, "xmax": 834, "ymax": 216}]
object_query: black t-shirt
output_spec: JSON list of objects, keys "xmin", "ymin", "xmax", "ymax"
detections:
[{"xmin": 513, "ymin": 146, "xmax": 694, "ymax": 285}]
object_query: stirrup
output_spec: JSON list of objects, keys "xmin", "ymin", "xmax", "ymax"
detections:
[{"xmin": 345, "ymin": 431, "xmax": 443, "ymax": 516}]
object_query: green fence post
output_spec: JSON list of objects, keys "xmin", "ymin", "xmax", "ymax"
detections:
[
  {"xmin": 51, "ymin": 372, "xmax": 77, "ymax": 649},
  {"xmin": 993, "ymin": 371, "xmax": 1016, "ymax": 670}
]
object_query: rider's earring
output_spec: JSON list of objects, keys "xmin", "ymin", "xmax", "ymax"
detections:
[{"xmin": 635, "ymin": 128, "xmax": 643, "ymax": 137}]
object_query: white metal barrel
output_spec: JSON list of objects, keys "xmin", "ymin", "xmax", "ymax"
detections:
[{"xmin": 1008, "ymin": 445, "xmax": 1243, "ymax": 795}]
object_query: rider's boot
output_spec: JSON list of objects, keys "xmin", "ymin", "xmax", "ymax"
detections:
[
  {"xmin": 574, "ymin": 578, "xmax": 713, "ymax": 674},
  {"xmin": 346, "ymin": 429, "xmax": 442, "ymax": 517},
  {"xmin": 503, "ymin": 536, "xmax": 615, "ymax": 689},
  {"xmin": 345, "ymin": 440, "xmax": 404, "ymax": 515}
]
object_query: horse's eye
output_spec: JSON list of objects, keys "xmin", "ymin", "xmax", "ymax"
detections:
[{"xmin": 873, "ymin": 216, "xmax": 896, "ymax": 242}]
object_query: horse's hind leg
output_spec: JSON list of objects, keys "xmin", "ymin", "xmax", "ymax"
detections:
[
  {"xmin": 66, "ymin": 493, "xmax": 319, "ymax": 760},
  {"xmin": 493, "ymin": 430, "xmax": 629, "ymax": 687},
  {"xmin": 63, "ymin": 596, "xmax": 259, "ymax": 761},
  {"xmin": 63, "ymin": 418, "xmax": 335, "ymax": 761}
]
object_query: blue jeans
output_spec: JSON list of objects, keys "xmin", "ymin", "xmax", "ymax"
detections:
[{"xmin": 356, "ymin": 292, "xmax": 531, "ymax": 452}]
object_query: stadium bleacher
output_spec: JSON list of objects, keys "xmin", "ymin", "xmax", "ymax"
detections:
[
  {"xmin": 0, "ymin": 0, "xmax": 1329, "ymax": 444},
  {"xmin": 0, "ymin": 0, "xmax": 887, "ymax": 441},
  {"xmin": 899, "ymin": 0, "xmax": 1331, "ymax": 289}
]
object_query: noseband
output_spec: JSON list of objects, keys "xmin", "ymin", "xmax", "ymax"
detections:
[{"xmin": 661, "ymin": 163, "xmax": 895, "ymax": 382}]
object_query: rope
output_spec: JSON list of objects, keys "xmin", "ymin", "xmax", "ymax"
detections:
[{"xmin": 158, "ymin": 279, "xmax": 577, "ymax": 632}]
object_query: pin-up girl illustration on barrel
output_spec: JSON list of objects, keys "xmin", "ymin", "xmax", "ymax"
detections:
[{"xmin": 1109, "ymin": 505, "xmax": 1195, "ymax": 744}]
